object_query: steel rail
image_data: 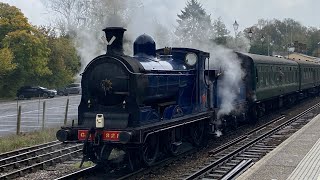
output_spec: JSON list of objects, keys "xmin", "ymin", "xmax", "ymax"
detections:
[
  {"xmin": 0, "ymin": 140, "xmax": 59, "ymax": 160},
  {"xmin": 0, "ymin": 149, "xmax": 82, "ymax": 179},
  {"xmin": 54, "ymin": 166, "xmax": 97, "ymax": 180},
  {"xmin": 0, "ymin": 142, "xmax": 68, "ymax": 166},
  {"xmin": 0, "ymin": 144, "xmax": 82, "ymax": 173},
  {"xmin": 183, "ymin": 102, "xmax": 320, "ymax": 180}
]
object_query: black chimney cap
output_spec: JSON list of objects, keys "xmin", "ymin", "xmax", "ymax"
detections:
[
  {"xmin": 102, "ymin": 27, "xmax": 127, "ymax": 32},
  {"xmin": 102, "ymin": 27, "xmax": 127, "ymax": 55}
]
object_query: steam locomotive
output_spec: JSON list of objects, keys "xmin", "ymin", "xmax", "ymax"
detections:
[{"xmin": 56, "ymin": 27, "xmax": 320, "ymax": 169}]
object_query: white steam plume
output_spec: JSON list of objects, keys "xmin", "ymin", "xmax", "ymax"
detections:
[
  {"xmin": 55, "ymin": 0, "xmax": 249, "ymax": 116},
  {"xmin": 173, "ymin": 16, "xmax": 247, "ymax": 117}
]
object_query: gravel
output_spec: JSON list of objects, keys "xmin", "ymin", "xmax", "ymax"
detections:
[{"xmin": 17, "ymin": 159, "xmax": 85, "ymax": 180}]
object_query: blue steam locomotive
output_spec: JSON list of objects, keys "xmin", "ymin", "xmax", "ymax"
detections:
[{"xmin": 56, "ymin": 27, "xmax": 320, "ymax": 169}]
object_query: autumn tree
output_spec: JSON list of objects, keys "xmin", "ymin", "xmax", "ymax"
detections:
[
  {"xmin": 0, "ymin": 3, "xmax": 31, "ymax": 43},
  {"xmin": 0, "ymin": 3, "xmax": 52, "ymax": 96},
  {"xmin": 39, "ymin": 27, "xmax": 81, "ymax": 88},
  {"xmin": 0, "ymin": 48, "xmax": 16, "ymax": 75}
]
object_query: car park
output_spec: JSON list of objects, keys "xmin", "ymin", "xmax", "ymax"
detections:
[{"xmin": 17, "ymin": 86, "xmax": 56, "ymax": 99}]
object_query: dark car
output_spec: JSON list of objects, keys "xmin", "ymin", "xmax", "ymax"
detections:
[
  {"xmin": 58, "ymin": 83, "xmax": 81, "ymax": 96},
  {"xmin": 17, "ymin": 86, "xmax": 56, "ymax": 99}
]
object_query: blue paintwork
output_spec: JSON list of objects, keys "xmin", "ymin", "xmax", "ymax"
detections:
[
  {"xmin": 138, "ymin": 106, "xmax": 159, "ymax": 124},
  {"xmin": 134, "ymin": 55, "xmax": 187, "ymax": 71},
  {"xmin": 134, "ymin": 48, "xmax": 210, "ymax": 124}
]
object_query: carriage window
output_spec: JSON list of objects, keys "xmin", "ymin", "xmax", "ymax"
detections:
[
  {"xmin": 265, "ymin": 72, "xmax": 268, "ymax": 86},
  {"xmin": 256, "ymin": 68, "xmax": 259, "ymax": 88}
]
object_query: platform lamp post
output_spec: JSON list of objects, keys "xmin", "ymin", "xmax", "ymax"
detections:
[
  {"xmin": 261, "ymin": 35, "xmax": 265, "ymax": 55},
  {"xmin": 248, "ymin": 28, "xmax": 253, "ymax": 44},
  {"xmin": 233, "ymin": 20, "xmax": 239, "ymax": 49}
]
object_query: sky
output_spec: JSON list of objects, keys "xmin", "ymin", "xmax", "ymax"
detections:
[{"xmin": 1, "ymin": 0, "xmax": 320, "ymax": 32}]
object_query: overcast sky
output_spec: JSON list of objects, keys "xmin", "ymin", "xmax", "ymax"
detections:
[{"xmin": 2, "ymin": 0, "xmax": 320, "ymax": 32}]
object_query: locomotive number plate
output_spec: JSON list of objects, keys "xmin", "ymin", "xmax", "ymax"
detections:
[
  {"xmin": 103, "ymin": 131, "xmax": 120, "ymax": 141},
  {"xmin": 78, "ymin": 130, "xmax": 90, "ymax": 141},
  {"xmin": 77, "ymin": 130, "xmax": 120, "ymax": 141}
]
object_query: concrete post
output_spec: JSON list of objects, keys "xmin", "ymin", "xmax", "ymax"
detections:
[
  {"xmin": 64, "ymin": 99, "xmax": 69, "ymax": 125},
  {"xmin": 42, "ymin": 101, "xmax": 46, "ymax": 130},
  {"xmin": 16, "ymin": 105, "xmax": 21, "ymax": 135}
]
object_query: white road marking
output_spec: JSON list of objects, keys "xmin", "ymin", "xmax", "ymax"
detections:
[
  {"xmin": 0, "ymin": 104, "xmax": 78, "ymax": 118},
  {"xmin": 2, "ymin": 114, "xmax": 77, "ymax": 118},
  {"xmin": 0, "ymin": 95, "xmax": 80, "ymax": 106},
  {"xmin": 0, "ymin": 128, "xmax": 15, "ymax": 131}
]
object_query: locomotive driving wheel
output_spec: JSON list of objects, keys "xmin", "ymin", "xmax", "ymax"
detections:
[
  {"xmin": 189, "ymin": 120, "xmax": 205, "ymax": 147},
  {"xmin": 142, "ymin": 133, "xmax": 159, "ymax": 166},
  {"xmin": 127, "ymin": 148, "xmax": 141, "ymax": 171},
  {"xmin": 167, "ymin": 128, "xmax": 182, "ymax": 156}
]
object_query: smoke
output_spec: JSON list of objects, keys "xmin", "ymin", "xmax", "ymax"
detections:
[
  {"xmin": 171, "ymin": 15, "xmax": 247, "ymax": 117},
  {"xmin": 211, "ymin": 47, "xmax": 245, "ymax": 117},
  {"xmin": 53, "ymin": 0, "xmax": 249, "ymax": 116}
]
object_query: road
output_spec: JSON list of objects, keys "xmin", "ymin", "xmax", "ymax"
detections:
[{"xmin": 0, "ymin": 95, "xmax": 81, "ymax": 136}]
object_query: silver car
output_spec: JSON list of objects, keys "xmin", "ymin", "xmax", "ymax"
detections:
[{"xmin": 60, "ymin": 83, "xmax": 81, "ymax": 95}]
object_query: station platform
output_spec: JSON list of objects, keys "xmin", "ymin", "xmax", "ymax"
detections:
[{"xmin": 237, "ymin": 114, "xmax": 320, "ymax": 180}]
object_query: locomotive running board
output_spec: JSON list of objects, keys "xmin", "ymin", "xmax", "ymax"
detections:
[{"xmin": 130, "ymin": 111, "xmax": 213, "ymax": 143}]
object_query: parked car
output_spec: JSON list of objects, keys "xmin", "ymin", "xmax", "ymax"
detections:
[
  {"xmin": 49, "ymin": 89, "xmax": 57, "ymax": 96},
  {"xmin": 58, "ymin": 83, "xmax": 81, "ymax": 96},
  {"xmin": 17, "ymin": 86, "xmax": 56, "ymax": 99}
]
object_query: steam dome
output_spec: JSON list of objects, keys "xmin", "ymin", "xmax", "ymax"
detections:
[{"xmin": 134, "ymin": 34, "xmax": 156, "ymax": 57}]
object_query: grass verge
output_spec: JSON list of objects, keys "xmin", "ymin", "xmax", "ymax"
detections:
[{"xmin": 0, "ymin": 128, "xmax": 59, "ymax": 154}]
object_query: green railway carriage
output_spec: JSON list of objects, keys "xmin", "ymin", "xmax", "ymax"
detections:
[
  {"xmin": 241, "ymin": 53, "xmax": 300, "ymax": 102},
  {"xmin": 293, "ymin": 60, "xmax": 320, "ymax": 91}
]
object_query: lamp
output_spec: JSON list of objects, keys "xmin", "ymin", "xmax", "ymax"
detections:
[
  {"xmin": 248, "ymin": 28, "xmax": 253, "ymax": 43},
  {"xmin": 233, "ymin": 20, "xmax": 239, "ymax": 49}
]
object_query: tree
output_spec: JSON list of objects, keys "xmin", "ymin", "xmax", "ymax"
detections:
[
  {"xmin": 2, "ymin": 30, "xmax": 51, "ymax": 79},
  {"xmin": 0, "ymin": 48, "xmax": 16, "ymax": 75},
  {"xmin": 42, "ymin": 0, "xmax": 139, "ymax": 67},
  {"xmin": 213, "ymin": 17, "xmax": 230, "ymax": 45},
  {"xmin": 243, "ymin": 18, "xmax": 311, "ymax": 55},
  {"xmin": 43, "ymin": 30, "xmax": 81, "ymax": 88},
  {"xmin": 0, "ymin": 3, "xmax": 53, "ymax": 97},
  {"xmin": 306, "ymin": 28, "xmax": 320, "ymax": 56},
  {"xmin": 0, "ymin": 3, "xmax": 31, "ymax": 44},
  {"xmin": 175, "ymin": 0, "xmax": 215, "ymax": 47}
]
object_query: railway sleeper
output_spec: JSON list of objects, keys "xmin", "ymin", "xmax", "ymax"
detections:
[
  {"xmin": 219, "ymin": 166, "xmax": 233, "ymax": 171},
  {"xmin": 243, "ymin": 151, "xmax": 264, "ymax": 156},
  {"xmin": 206, "ymin": 173, "xmax": 223, "ymax": 179},
  {"xmin": 253, "ymin": 144, "xmax": 276, "ymax": 149},
  {"xmin": 238, "ymin": 153, "xmax": 261, "ymax": 159},
  {"xmin": 212, "ymin": 169, "xmax": 229, "ymax": 174},
  {"xmin": 251, "ymin": 147, "xmax": 273, "ymax": 151},
  {"xmin": 234, "ymin": 156, "xmax": 253, "ymax": 161},
  {"xmin": 229, "ymin": 159, "xmax": 242, "ymax": 164},
  {"xmin": 245, "ymin": 149, "xmax": 269, "ymax": 153}
]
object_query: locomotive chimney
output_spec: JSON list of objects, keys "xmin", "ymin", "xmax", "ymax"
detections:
[{"xmin": 102, "ymin": 27, "xmax": 126, "ymax": 55}]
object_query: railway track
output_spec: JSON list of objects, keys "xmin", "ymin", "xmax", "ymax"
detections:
[
  {"xmin": 55, "ymin": 101, "xmax": 320, "ymax": 180},
  {"xmin": 56, "ymin": 143, "xmax": 196, "ymax": 180},
  {"xmin": 54, "ymin": 117, "xmax": 288, "ymax": 179},
  {"xmin": 0, "ymin": 141, "xmax": 83, "ymax": 179},
  {"xmin": 181, "ymin": 102, "xmax": 320, "ymax": 180}
]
